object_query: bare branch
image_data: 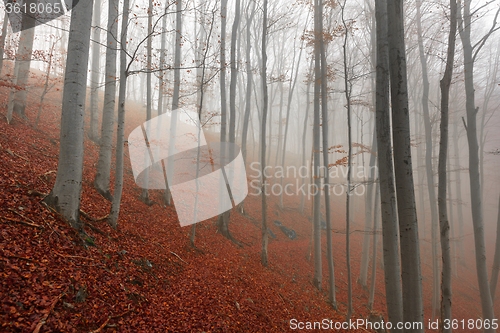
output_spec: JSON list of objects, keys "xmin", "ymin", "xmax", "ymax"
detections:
[{"xmin": 472, "ymin": 5, "xmax": 500, "ymax": 62}]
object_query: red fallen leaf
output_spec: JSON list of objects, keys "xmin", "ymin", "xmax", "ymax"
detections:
[{"xmin": 0, "ymin": 73, "xmax": 494, "ymax": 333}]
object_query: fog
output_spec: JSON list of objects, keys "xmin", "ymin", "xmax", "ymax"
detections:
[{"xmin": 1, "ymin": 0, "xmax": 500, "ymax": 328}]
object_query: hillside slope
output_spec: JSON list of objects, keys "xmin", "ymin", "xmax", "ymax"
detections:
[{"xmin": 0, "ymin": 76, "xmax": 497, "ymax": 332}]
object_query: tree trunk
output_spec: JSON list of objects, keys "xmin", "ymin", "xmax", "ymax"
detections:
[
  {"xmin": 437, "ymin": 0, "xmax": 457, "ymax": 329},
  {"xmin": 216, "ymin": 0, "xmax": 233, "ymax": 237},
  {"xmin": 357, "ymin": 1, "xmax": 377, "ymax": 276},
  {"xmin": 260, "ymin": 0, "xmax": 269, "ymax": 267},
  {"xmin": 220, "ymin": 0, "xmax": 228, "ymax": 143},
  {"xmin": 0, "ymin": 11, "xmax": 9, "ymax": 77},
  {"xmin": 340, "ymin": 0, "xmax": 353, "ymax": 319},
  {"xmin": 89, "ymin": 0, "xmax": 102, "ymax": 142},
  {"xmin": 368, "ymin": 182, "xmax": 380, "ymax": 311},
  {"xmin": 139, "ymin": 0, "xmax": 155, "ymax": 205},
  {"xmin": 7, "ymin": 0, "xmax": 36, "ymax": 123},
  {"xmin": 312, "ymin": 0, "xmax": 322, "ymax": 291},
  {"xmin": 478, "ymin": 45, "xmax": 499, "ymax": 206},
  {"xmin": 320, "ymin": 0, "xmax": 336, "ymax": 309},
  {"xmin": 274, "ymin": 81, "xmax": 284, "ymax": 168},
  {"xmin": 374, "ymin": 0, "xmax": 404, "ymax": 328},
  {"xmin": 165, "ymin": 0, "xmax": 182, "ymax": 206},
  {"xmin": 108, "ymin": 0, "xmax": 130, "ymax": 229},
  {"xmin": 490, "ymin": 195, "xmax": 500, "ymax": 303},
  {"xmin": 241, "ymin": 0, "xmax": 256, "ymax": 164},
  {"xmin": 300, "ymin": 59, "xmax": 314, "ymax": 214},
  {"xmin": 447, "ymin": 150, "xmax": 457, "ymax": 276},
  {"xmin": 35, "ymin": 42, "xmax": 56, "ymax": 129},
  {"xmin": 44, "ymin": 0, "xmax": 94, "ymax": 230},
  {"xmin": 359, "ymin": 4, "xmax": 377, "ymax": 288},
  {"xmin": 359, "ymin": 131, "xmax": 377, "ymax": 288},
  {"xmin": 280, "ymin": 19, "xmax": 306, "ymax": 208},
  {"xmin": 157, "ymin": 5, "xmax": 168, "ymax": 116},
  {"xmin": 415, "ymin": 0, "xmax": 440, "ymax": 317},
  {"xmin": 458, "ymin": 1, "xmax": 497, "ymax": 329},
  {"xmin": 387, "ymin": 1, "xmax": 424, "ymax": 329},
  {"xmin": 94, "ymin": 0, "xmax": 119, "ymax": 201}
]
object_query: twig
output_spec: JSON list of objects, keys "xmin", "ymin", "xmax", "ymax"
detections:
[
  {"xmin": 33, "ymin": 289, "xmax": 67, "ymax": 333},
  {"xmin": 89, "ymin": 316, "xmax": 110, "ymax": 333},
  {"xmin": 8, "ymin": 208, "xmax": 40, "ymax": 226},
  {"xmin": 28, "ymin": 190, "xmax": 48, "ymax": 198},
  {"xmin": 80, "ymin": 209, "xmax": 109, "ymax": 222},
  {"xmin": 2, "ymin": 217, "xmax": 43, "ymax": 229},
  {"xmin": 277, "ymin": 293, "xmax": 290, "ymax": 314},
  {"xmin": 5, "ymin": 147, "xmax": 29, "ymax": 161},
  {"xmin": 30, "ymin": 144, "xmax": 56, "ymax": 158},
  {"xmin": 110, "ymin": 304, "xmax": 134, "ymax": 319},
  {"xmin": 155, "ymin": 241, "xmax": 165, "ymax": 249},
  {"xmin": 170, "ymin": 251, "xmax": 187, "ymax": 264},
  {"xmin": 6, "ymin": 255, "xmax": 33, "ymax": 262},
  {"xmin": 54, "ymin": 252, "xmax": 94, "ymax": 261},
  {"xmin": 40, "ymin": 170, "xmax": 56, "ymax": 177},
  {"xmin": 40, "ymin": 201, "xmax": 58, "ymax": 215},
  {"xmin": 84, "ymin": 222, "xmax": 107, "ymax": 236}
]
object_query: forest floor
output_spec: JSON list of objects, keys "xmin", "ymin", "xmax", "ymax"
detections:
[{"xmin": 0, "ymin": 74, "xmax": 498, "ymax": 332}]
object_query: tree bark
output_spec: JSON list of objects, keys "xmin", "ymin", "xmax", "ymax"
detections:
[
  {"xmin": 220, "ymin": 0, "xmax": 228, "ymax": 143},
  {"xmin": 108, "ymin": 0, "xmax": 130, "ymax": 228},
  {"xmin": 458, "ymin": 1, "xmax": 497, "ymax": 329},
  {"xmin": 165, "ymin": 0, "xmax": 183, "ymax": 206},
  {"xmin": 139, "ymin": 0, "xmax": 155, "ymax": 205},
  {"xmin": 320, "ymin": 0, "xmax": 336, "ymax": 309},
  {"xmin": 0, "ymin": 11, "xmax": 9, "ymax": 77},
  {"xmin": 438, "ymin": 0, "xmax": 457, "ymax": 329},
  {"xmin": 300, "ymin": 59, "xmax": 314, "ymax": 214},
  {"xmin": 157, "ymin": 5, "xmax": 168, "ymax": 116},
  {"xmin": 368, "ymin": 182, "xmax": 380, "ymax": 311},
  {"xmin": 89, "ymin": 0, "xmax": 102, "ymax": 142},
  {"xmin": 44, "ymin": 0, "xmax": 94, "ymax": 230},
  {"xmin": 359, "ymin": 131, "xmax": 377, "ymax": 288},
  {"xmin": 7, "ymin": 0, "xmax": 36, "ymax": 123},
  {"xmin": 312, "ymin": 0, "xmax": 322, "ymax": 291},
  {"xmin": 260, "ymin": 0, "xmax": 269, "ymax": 267},
  {"xmin": 241, "ymin": 0, "xmax": 256, "ymax": 164},
  {"xmin": 279, "ymin": 19, "xmax": 306, "ymax": 209},
  {"xmin": 374, "ymin": 0, "xmax": 404, "ymax": 328},
  {"xmin": 387, "ymin": 1, "xmax": 424, "ymax": 329},
  {"xmin": 452, "ymin": 120, "xmax": 466, "ymax": 265},
  {"xmin": 94, "ymin": 0, "xmax": 119, "ymax": 201},
  {"xmin": 415, "ymin": 0, "xmax": 440, "ymax": 317},
  {"xmin": 491, "ymin": 195, "xmax": 500, "ymax": 303},
  {"xmin": 341, "ymin": 0, "xmax": 353, "ymax": 319}
]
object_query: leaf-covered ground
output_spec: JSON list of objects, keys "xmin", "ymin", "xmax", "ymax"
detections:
[{"xmin": 0, "ymin": 74, "xmax": 498, "ymax": 332}]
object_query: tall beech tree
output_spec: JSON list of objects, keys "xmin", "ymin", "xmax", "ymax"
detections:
[
  {"xmin": 0, "ymin": 11, "xmax": 9, "ymax": 77},
  {"xmin": 458, "ymin": 0, "xmax": 499, "ymax": 328},
  {"xmin": 7, "ymin": 0, "xmax": 36, "ymax": 123},
  {"xmin": 109, "ymin": 0, "xmax": 131, "ymax": 228},
  {"xmin": 340, "ymin": 0, "xmax": 353, "ymax": 318},
  {"xmin": 94, "ymin": 0, "xmax": 119, "ymax": 201},
  {"xmin": 44, "ymin": 0, "xmax": 94, "ymax": 230},
  {"xmin": 437, "ymin": 0, "xmax": 457, "ymax": 329},
  {"xmin": 415, "ymin": 0, "xmax": 440, "ymax": 316},
  {"xmin": 491, "ymin": 195, "xmax": 500, "ymax": 303},
  {"xmin": 89, "ymin": 0, "xmax": 102, "ymax": 142},
  {"xmin": 312, "ymin": 0, "xmax": 322, "ymax": 291},
  {"xmin": 261, "ymin": 0, "xmax": 269, "ymax": 267},
  {"xmin": 320, "ymin": 0, "xmax": 336, "ymax": 309},
  {"xmin": 387, "ymin": 0, "xmax": 424, "ymax": 329},
  {"xmin": 375, "ymin": 0, "xmax": 404, "ymax": 328}
]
